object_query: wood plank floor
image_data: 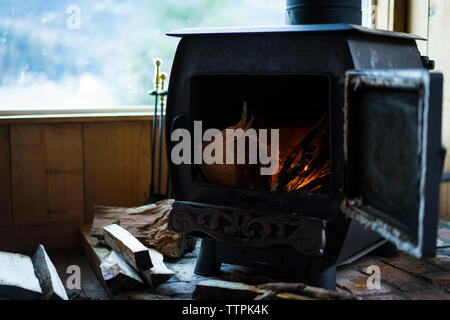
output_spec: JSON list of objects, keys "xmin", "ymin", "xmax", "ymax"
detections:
[
  {"xmin": 49, "ymin": 249, "xmax": 109, "ymax": 300},
  {"xmin": 46, "ymin": 222, "xmax": 450, "ymax": 300}
]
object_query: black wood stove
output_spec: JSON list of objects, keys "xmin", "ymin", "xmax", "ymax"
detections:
[{"xmin": 165, "ymin": 0, "xmax": 446, "ymax": 289}]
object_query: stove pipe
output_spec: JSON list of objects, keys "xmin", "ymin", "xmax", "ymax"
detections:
[{"xmin": 286, "ymin": 0, "xmax": 362, "ymax": 25}]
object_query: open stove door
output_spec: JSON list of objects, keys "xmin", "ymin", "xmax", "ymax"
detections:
[{"xmin": 342, "ymin": 69, "xmax": 444, "ymax": 258}]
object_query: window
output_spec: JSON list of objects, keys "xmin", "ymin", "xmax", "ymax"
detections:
[{"xmin": 0, "ymin": 0, "xmax": 284, "ymax": 109}]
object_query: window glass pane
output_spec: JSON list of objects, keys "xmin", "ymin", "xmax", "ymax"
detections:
[{"xmin": 0, "ymin": 0, "xmax": 284, "ymax": 108}]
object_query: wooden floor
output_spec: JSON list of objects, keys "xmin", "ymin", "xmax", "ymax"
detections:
[
  {"xmin": 48, "ymin": 222, "xmax": 450, "ymax": 300},
  {"xmin": 49, "ymin": 249, "xmax": 109, "ymax": 300}
]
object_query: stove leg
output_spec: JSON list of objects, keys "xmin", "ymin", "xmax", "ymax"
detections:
[
  {"xmin": 307, "ymin": 258, "xmax": 336, "ymax": 290},
  {"xmin": 194, "ymin": 238, "xmax": 221, "ymax": 276}
]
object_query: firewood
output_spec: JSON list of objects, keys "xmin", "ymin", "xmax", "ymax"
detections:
[
  {"xmin": 103, "ymin": 224, "xmax": 153, "ymax": 271},
  {"xmin": 272, "ymin": 114, "xmax": 329, "ymax": 192},
  {"xmin": 146, "ymin": 207, "xmax": 197, "ymax": 258},
  {"xmin": 294, "ymin": 174, "xmax": 330, "ymax": 193},
  {"xmin": 80, "ymin": 225, "xmax": 114, "ymax": 297},
  {"xmin": 200, "ymin": 102, "xmax": 259, "ymax": 189},
  {"xmin": 92, "ymin": 200, "xmax": 195, "ymax": 259},
  {"xmin": 0, "ymin": 251, "xmax": 42, "ymax": 300},
  {"xmin": 193, "ymin": 280, "xmax": 266, "ymax": 300},
  {"xmin": 32, "ymin": 245, "xmax": 69, "ymax": 300},
  {"xmin": 91, "ymin": 199, "xmax": 174, "ymax": 242},
  {"xmin": 140, "ymin": 249, "xmax": 174, "ymax": 287},
  {"xmin": 257, "ymin": 282, "xmax": 359, "ymax": 300},
  {"xmin": 100, "ymin": 251, "xmax": 145, "ymax": 296},
  {"xmin": 193, "ymin": 279, "xmax": 355, "ymax": 301},
  {"xmin": 193, "ymin": 280, "xmax": 313, "ymax": 301},
  {"xmin": 254, "ymin": 290, "xmax": 316, "ymax": 300}
]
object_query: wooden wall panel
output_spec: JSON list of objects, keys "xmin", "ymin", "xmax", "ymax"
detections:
[
  {"xmin": 0, "ymin": 125, "xmax": 11, "ymax": 222},
  {"xmin": 0, "ymin": 221, "xmax": 80, "ymax": 252},
  {"xmin": 83, "ymin": 121, "xmax": 151, "ymax": 223},
  {"xmin": 10, "ymin": 124, "xmax": 84, "ymax": 223}
]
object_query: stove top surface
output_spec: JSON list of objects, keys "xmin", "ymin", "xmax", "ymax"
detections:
[{"xmin": 167, "ymin": 24, "xmax": 425, "ymax": 40}]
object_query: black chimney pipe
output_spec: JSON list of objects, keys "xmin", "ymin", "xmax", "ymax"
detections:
[{"xmin": 286, "ymin": 0, "xmax": 362, "ymax": 25}]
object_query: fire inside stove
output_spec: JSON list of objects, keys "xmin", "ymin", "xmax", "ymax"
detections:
[
  {"xmin": 270, "ymin": 116, "xmax": 330, "ymax": 193},
  {"xmin": 191, "ymin": 74, "xmax": 331, "ymax": 195}
]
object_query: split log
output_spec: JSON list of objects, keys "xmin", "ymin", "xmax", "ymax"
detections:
[
  {"xmin": 200, "ymin": 102, "xmax": 261, "ymax": 189},
  {"xmin": 92, "ymin": 199, "xmax": 195, "ymax": 259},
  {"xmin": 141, "ymin": 249, "xmax": 174, "ymax": 287},
  {"xmin": 257, "ymin": 282, "xmax": 359, "ymax": 300},
  {"xmin": 91, "ymin": 199, "xmax": 174, "ymax": 242},
  {"xmin": 80, "ymin": 225, "xmax": 114, "ymax": 297},
  {"xmin": 103, "ymin": 224, "xmax": 153, "ymax": 271},
  {"xmin": 32, "ymin": 245, "xmax": 69, "ymax": 300},
  {"xmin": 0, "ymin": 251, "xmax": 42, "ymax": 300},
  {"xmin": 193, "ymin": 280, "xmax": 265, "ymax": 300},
  {"xmin": 275, "ymin": 292, "xmax": 317, "ymax": 300},
  {"xmin": 100, "ymin": 251, "xmax": 145, "ymax": 296},
  {"xmin": 146, "ymin": 207, "xmax": 197, "ymax": 259},
  {"xmin": 255, "ymin": 291, "xmax": 316, "ymax": 300},
  {"xmin": 194, "ymin": 279, "xmax": 358, "ymax": 301},
  {"xmin": 193, "ymin": 280, "xmax": 314, "ymax": 301}
]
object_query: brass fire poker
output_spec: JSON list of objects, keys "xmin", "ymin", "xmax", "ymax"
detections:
[
  {"xmin": 157, "ymin": 72, "xmax": 167, "ymax": 195},
  {"xmin": 147, "ymin": 59, "xmax": 169, "ymax": 203}
]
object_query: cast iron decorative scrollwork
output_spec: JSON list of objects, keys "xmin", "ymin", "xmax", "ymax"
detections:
[{"xmin": 168, "ymin": 201, "xmax": 327, "ymax": 256}]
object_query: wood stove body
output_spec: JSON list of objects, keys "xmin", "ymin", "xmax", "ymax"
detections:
[{"xmin": 165, "ymin": 25, "xmax": 445, "ymax": 289}]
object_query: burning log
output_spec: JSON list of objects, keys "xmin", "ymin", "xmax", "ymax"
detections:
[
  {"xmin": 272, "ymin": 114, "xmax": 330, "ymax": 193},
  {"xmin": 294, "ymin": 174, "xmax": 330, "ymax": 193}
]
